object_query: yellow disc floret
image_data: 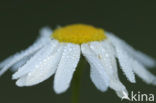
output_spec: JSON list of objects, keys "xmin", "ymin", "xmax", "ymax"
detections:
[{"xmin": 52, "ymin": 24, "xmax": 107, "ymax": 44}]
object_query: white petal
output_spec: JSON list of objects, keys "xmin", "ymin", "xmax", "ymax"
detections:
[
  {"xmin": 107, "ymin": 33, "xmax": 156, "ymax": 68},
  {"xmin": 11, "ymin": 55, "xmax": 32, "ymax": 72},
  {"xmin": 16, "ymin": 45, "xmax": 63, "ymax": 86},
  {"xmin": 90, "ymin": 66, "xmax": 108, "ymax": 92},
  {"xmin": 54, "ymin": 43, "xmax": 80, "ymax": 94},
  {"xmin": 81, "ymin": 43, "xmax": 109, "ymax": 92},
  {"xmin": 0, "ymin": 27, "xmax": 52, "ymax": 75},
  {"xmin": 132, "ymin": 51, "xmax": 156, "ymax": 68},
  {"xmin": 90, "ymin": 41, "xmax": 128, "ymax": 98},
  {"xmin": 107, "ymin": 33, "xmax": 136, "ymax": 83},
  {"xmin": 12, "ymin": 40, "xmax": 58, "ymax": 79},
  {"xmin": 132, "ymin": 60, "xmax": 156, "ymax": 85},
  {"xmin": 16, "ymin": 75, "xmax": 27, "ymax": 87},
  {"xmin": 39, "ymin": 27, "xmax": 53, "ymax": 38}
]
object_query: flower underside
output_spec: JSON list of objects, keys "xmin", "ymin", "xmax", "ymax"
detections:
[{"xmin": 52, "ymin": 24, "xmax": 107, "ymax": 44}]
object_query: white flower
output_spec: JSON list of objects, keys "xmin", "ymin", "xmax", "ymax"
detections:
[{"xmin": 0, "ymin": 24, "xmax": 156, "ymax": 98}]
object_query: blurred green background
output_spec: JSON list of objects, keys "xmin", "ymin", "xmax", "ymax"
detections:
[{"xmin": 0, "ymin": 0, "xmax": 156, "ymax": 103}]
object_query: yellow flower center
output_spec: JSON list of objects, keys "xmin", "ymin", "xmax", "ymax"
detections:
[{"xmin": 51, "ymin": 24, "xmax": 107, "ymax": 44}]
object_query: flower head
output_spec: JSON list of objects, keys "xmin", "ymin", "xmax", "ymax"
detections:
[
  {"xmin": 0, "ymin": 24, "xmax": 156, "ymax": 98},
  {"xmin": 52, "ymin": 24, "xmax": 106, "ymax": 44}
]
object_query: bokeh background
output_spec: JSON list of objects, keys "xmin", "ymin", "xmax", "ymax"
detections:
[{"xmin": 0, "ymin": 0, "xmax": 156, "ymax": 103}]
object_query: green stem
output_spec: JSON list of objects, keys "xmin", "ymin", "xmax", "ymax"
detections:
[{"xmin": 71, "ymin": 57, "xmax": 85, "ymax": 103}]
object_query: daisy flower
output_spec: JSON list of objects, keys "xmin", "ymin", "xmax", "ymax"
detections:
[{"xmin": 0, "ymin": 24, "xmax": 156, "ymax": 98}]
